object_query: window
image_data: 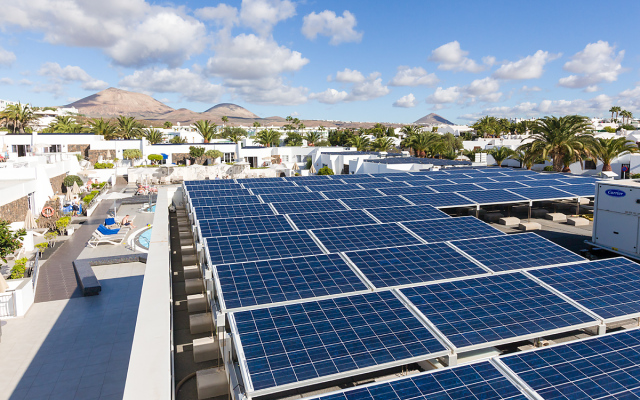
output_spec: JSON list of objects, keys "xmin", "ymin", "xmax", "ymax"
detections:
[
  {"xmin": 50, "ymin": 145, "xmax": 61, "ymax": 153},
  {"xmin": 282, "ymin": 155, "xmax": 289, "ymax": 162},
  {"xmin": 584, "ymin": 159, "xmax": 596, "ymax": 170},
  {"xmin": 224, "ymin": 153, "xmax": 234, "ymax": 163}
]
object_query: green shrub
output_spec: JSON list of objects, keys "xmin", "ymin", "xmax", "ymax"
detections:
[
  {"xmin": 91, "ymin": 182, "xmax": 106, "ymax": 189},
  {"xmin": 35, "ymin": 242, "xmax": 48, "ymax": 253},
  {"xmin": 147, "ymin": 154, "xmax": 163, "ymax": 164},
  {"xmin": 82, "ymin": 190, "xmax": 100, "ymax": 205},
  {"xmin": 204, "ymin": 150, "xmax": 224, "ymax": 159},
  {"xmin": 317, "ymin": 166, "xmax": 334, "ymax": 175},
  {"xmin": 75, "ymin": 154, "xmax": 84, "ymax": 162},
  {"xmin": 305, "ymin": 158, "xmax": 312, "ymax": 169},
  {"xmin": 9, "ymin": 258, "xmax": 28, "ymax": 279},
  {"xmin": 93, "ymin": 163, "xmax": 114, "ymax": 169},
  {"xmin": 631, "ymin": 173, "xmax": 640, "ymax": 179},
  {"xmin": 123, "ymin": 149, "xmax": 143, "ymax": 160},
  {"xmin": 44, "ymin": 231, "xmax": 58, "ymax": 242},
  {"xmin": 189, "ymin": 146, "xmax": 205, "ymax": 158},
  {"xmin": 543, "ymin": 166, "xmax": 554, "ymax": 171},
  {"xmin": 63, "ymin": 175, "xmax": 83, "ymax": 187},
  {"xmin": 55, "ymin": 216, "xmax": 71, "ymax": 232}
]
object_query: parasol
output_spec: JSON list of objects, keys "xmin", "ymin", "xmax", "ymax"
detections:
[{"xmin": 24, "ymin": 209, "xmax": 38, "ymax": 230}]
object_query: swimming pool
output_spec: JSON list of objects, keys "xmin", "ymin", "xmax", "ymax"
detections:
[
  {"xmin": 137, "ymin": 227, "xmax": 152, "ymax": 249},
  {"xmin": 143, "ymin": 205, "xmax": 156, "ymax": 213}
]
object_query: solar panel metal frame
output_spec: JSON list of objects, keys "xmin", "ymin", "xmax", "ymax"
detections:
[
  {"xmin": 287, "ymin": 209, "xmax": 377, "ymax": 230},
  {"xmin": 189, "ymin": 194, "xmax": 262, "ymax": 207},
  {"xmin": 377, "ymin": 186, "xmax": 437, "ymax": 196},
  {"xmin": 454, "ymin": 189, "xmax": 529, "ymax": 206},
  {"xmin": 241, "ymin": 181, "xmax": 299, "ymax": 189},
  {"xmin": 184, "ymin": 188, "xmax": 252, "ymax": 198},
  {"xmin": 193, "ymin": 203, "xmax": 276, "ymax": 220},
  {"xmin": 401, "ymin": 192, "xmax": 477, "ymax": 208},
  {"xmin": 228, "ymin": 290, "xmax": 451, "ymax": 397},
  {"xmin": 259, "ymin": 192, "xmax": 326, "ymax": 204},
  {"xmin": 249, "ymin": 186, "xmax": 311, "ymax": 195},
  {"xmin": 355, "ymin": 181, "xmax": 412, "ymax": 189},
  {"xmin": 271, "ymin": 199, "xmax": 348, "ymax": 214},
  {"xmin": 552, "ymin": 183, "xmax": 596, "ymax": 197},
  {"xmin": 400, "ymin": 216, "xmax": 505, "ymax": 243},
  {"xmin": 321, "ymin": 189, "xmax": 386, "ymax": 200},
  {"xmin": 475, "ymin": 181, "xmax": 530, "ymax": 191},
  {"xmin": 364, "ymin": 204, "xmax": 450, "ymax": 223},
  {"xmin": 427, "ymin": 183, "xmax": 484, "ymax": 193},
  {"xmin": 197, "ymin": 214, "xmax": 294, "ymax": 240}
]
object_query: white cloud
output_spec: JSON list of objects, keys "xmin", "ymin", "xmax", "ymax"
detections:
[
  {"xmin": 309, "ymin": 88, "xmax": 348, "ymax": 104},
  {"xmin": 493, "ymin": 50, "xmax": 560, "ymax": 80},
  {"xmin": 465, "ymin": 77, "xmax": 500, "ymax": 96},
  {"xmin": 426, "ymin": 86, "xmax": 461, "ymax": 103},
  {"xmin": 619, "ymin": 85, "xmax": 640, "ymax": 98},
  {"xmin": 239, "ymin": 0, "xmax": 295, "ymax": 36},
  {"xmin": 38, "ymin": 62, "xmax": 108, "ymax": 91},
  {"xmin": 330, "ymin": 68, "xmax": 365, "ymax": 83},
  {"xmin": 19, "ymin": 79, "xmax": 32, "ymax": 86},
  {"xmin": 195, "ymin": 4, "xmax": 239, "ymax": 29},
  {"xmin": 0, "ymin": 78, "xmax": 13, "ymax": 85},
  {"xmin": 302, "ymin": 10, "xmax": 363, "ymax": 45},
  {"xmin": 426, "ymin": 77, "xmax": 502, "ymax": 105},
  {"xmin": 393, "ymin": 93, "xmax": 417, "ymax": 108},
  {"xmin": 521, "ymin": 85, "xmax": 542, "ymax": 92},
  {"xmin": 388, "ymin": 66, "xmax": 438, "ymax": 87},
  {"xmin": 226, "ymin": 77, "xmax": 308, "ymax": 105},
  {"xmin": 558, "ymin": 41, "xmax": 625, "ymax": 89},
  {"xmin": 119, "ymin": 68, "xmax": 224, "ymax": 103},
  {"xmin": 584, "ymin": 85, "xmax": 599, "ymax": 93},
  {"xmin": 0, "ymin": 0, "xmax": 208, "ymax": 67},
  {"xmin": 428, "ymin": 41, "xmax": 489, "ymax": 73},
  {"xmin": 345, "ymin": 75, "xmax": 389, "ymax": 101},
  {"xmin": 0, "ymin": 47, "xmax": 16, "ymax": 66}
]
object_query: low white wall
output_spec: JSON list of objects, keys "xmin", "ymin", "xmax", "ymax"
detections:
[{"xmin": 0, "ymin": 278, "xmax": 34, "ymax": 318}]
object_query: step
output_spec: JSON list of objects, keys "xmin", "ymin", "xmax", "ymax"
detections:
[
  {"xmin": 518, "ymin": 222, "xmax": 541, "ymax": 231},
  {"xmin": 193, "ymin": 337, "xmax": 220, "ymax": 363},
  {"xmin": 184, "ymin": 265, "xmax": 201, "ymax": 280},
  {"xmin": 185, "ymin": 278, "xmax": 203, "ymax": 295},
  {"xmin": 188, "ymin": 293, "xmax": 208, "ymax": 313},
  {"xmin": 196, "ymin": 368, "xmax": 228, "ymax": 399},
  {"xmin": 499, "ymin": 217, "xmax": 520, "ymax": 227},
  {"xmin": 190, "ymin": 312, "xmax": 213, "ymax": 335},
  {"xmin": 567, "ymin": 217, "xmax": 589, "ymax": 226},
  {"xmin": 545, "ymin": 213, "xmax": 567, "ymax": 222}
]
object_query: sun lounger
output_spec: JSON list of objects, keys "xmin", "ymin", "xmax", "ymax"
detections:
[{"xmin": 87, "ymin": 225, "xmax": 130, "ymax": 247}]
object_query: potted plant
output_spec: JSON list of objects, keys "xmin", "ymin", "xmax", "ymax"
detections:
[
  {"xmin": 56, "ymin": 216, "xmax": 71, "ymax": 235},
  {"xmin": 9, "ymin": 258, "xmax": 28, "ymax": 279},
  {"xmin": 35, "ymin": 242, "xmax": 48, "ymax": 256}
]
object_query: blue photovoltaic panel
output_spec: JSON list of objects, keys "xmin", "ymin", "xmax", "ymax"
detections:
[
  {"xmin": 501, "ymin": 328, "xmax": 640, "ymax": 400},
  {"xmin": 520, "ymin": 179, "xmax": 568, "ymax": 187},
  {"xmin": 185, "ymin": 179, "xmax": 240, "ymax": 186},
  {"xmin": 530, "ymin": 257, "xmax": 640, "ymax": 320},
  {"xmin": 288, "ymin": 209, "xmax": 377, "ymax": 230},
  {"xmin": 321, "ymin": 189, "xmax": 385, "ymax": 200},
  {"xmin": 186, "ymin": 188, "xmax": 251, "ymax": 198},
  {"xmin": 190, "ymin": 195, "xmax": 261, "ymax": 207},
  {"xmin": 240, "ymin": 177, "xmax": 286, "ymax": 183},
  {"xmin": 475, "ymin": 172, "xmax": 512, "ymax": 178},
  {"xmin": 427, "ymin": 183, "xmax": 483, "ymax": 193},
  {"xmin": 384, "ymin": 175, "xmax": 437, "ymax": 182},
  {"xmin": 249, "ymin": 186, "xmax": 310, "ymax": 195},
  {"xmin": 303, "ymin": 183, "xmax": 349, "ymax": 191},
  {"xmin": 284, "ymin": 175, "xmax": 333, "ymax": 182},
  {"xmin": 450, "ymin": 233, "xmax": 584, "ymax": 272},
  {"xmin": 186, "ymin": 183, "xmax": 243, "ymax": 192},
  {"xmin": 554, "ymin": 183, "xmax": 596, "ymax": 197},
  {"xmin": 259, "ymin": 192, "xmax": 325, "ymax": 204},
  {"xmin": 194, "ymin": 203, "xmax": 275, "ymax": 220},
  {"xmin": 402, "ymin": 192, "xmax": 476, "ymax": 208},
  {"xmin": 409, "ymin": 171, "xmax": 450, "ymax": 176},
  {"xmin": 377, "ymin": 186, "xmax": 436, "ymax": 196},
  {"xmin": 439, "ymin": 173, "xmax": 476, "ymax": 180},
  {"xmin": 242, "ymin": 181, "xmax": 299, "ymax": 188},
  {"xmin": 557, "ymin": 176, "xmax": 601, "ymax": 184},
  {"xmin": 365, "ymin": 204, "xmax": 450, "ymax": 223},
  {"xmin": 340, "ymin": 195, "xmax": 412, "ymax": 210},
  {"xmin": 215, "ymin": 253, "xmax": 368, "ymax": 310},
  {"xmin": 335, "ymin": 173, "xmax": 372, "ymax": 179},
  {"xmin": 488, "ymin": 176, "xmax": 533, "ymax": 182},
  {"xmin": 368, "ymin": 172, "xmax": 413, "ymax": 177},
  {"xmin": 456, "ymin": 189, "xmax": 529, "ymax": 204},
  {"xmin": 310, "ymin": 361, "xmax": 527, "ymax": 400},
  {"xmin": 401, "ymin": 273, "xmax": 595, "ymax": 349},
  {"xmin": 475, "ymin": 181, "xmax": 529, "ymax": 190},
  {"xmin": 528, "ymin": 173, "xmax": 566, "ymax": 180},
  {"xmin": 335, "ymin": 177, "xmax": 392, "ymax": 184},
  {"xmin": 401, "ymin": 216, "xmax": 505, "ymax": 243},
  {"xmin": 312, "ymin": 223, "xmax": 423, "ymax": 253},
  {"xmin": 271, "ymin": 199, "xmax": 348, "ymax": 214},
  {"xmin": 356, "ymin": 181, "xmax": 411, "ymax": 189},
  {"xmin": 407, "ymin": 178, "xmax": 456, "ymax": 185},
  {"xmin": 198, "ymin": 215, "xmax": 293, "ymax": 239},
  {"xmin": 206, "ymin": 230, "xmax": 323, "ymax": 265},
  {"xmin": 507, "ymin": 186, "xmax": 575, "ymax": 200},
  {"xmin": 233, "ymin": 291, "xmax": 448, "ymax": 392},
  {"xmin": 445, "ymin": 177, "xmax": 498, "ymax": 184},
  {"xmin": 344, "ymin": 242, "xmax": 487, "ymax": 288}
]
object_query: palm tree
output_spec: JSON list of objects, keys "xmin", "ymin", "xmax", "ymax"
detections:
[
  {"xmin": 116, "ymin": 116, "xmax": 143, "ymax": 139},
  {"xmin": 2, "ymin": 102, "xmax": 35, "ymax": 133},
  {"xmin": 304, "ymin": 131, "xmax": 321, "ymax": 146},
  {"xmin": 486, "ymin": 146, "xmax": 516, "ymax": 167},
  {"xmin": 400, "ymin": 125, "xmax": 421, "ymax": 138},
  {"xmin": 519, "ymin": 115, "xmax": 595, "ymax": 172},
  {"xmin": 169, "ymin": 135, "xmax": 187, "ymax": 144},
  {"xmin": 406, "ymin": 132, "xmax": 436, "ymax": 157},
  {"xmin": 472, "ymin": 116, "xmax": 500, "ymax": 138},
  {"xmin": 221, "ymin": 116, "xmax": 228, "ymax": 126},
  {"xmin": 348, "ymin": 135, "xmax": 370, "ymax": 151},
  {"xmin": 223, "ymin": 127, "xmax": 247, "ymax": 144},
  {"xmin": 253, "ymin": 121, "xmax": 261, "ymax": 128},
  {"xmin": 144, "ymin": 128, "xmax": 165, "ymax": 144},
  {"xmin": 255, "ymin": 129, "xmax": 280, "ymax": 147},
  {"xmin": 193, "ymin": 120, "xmax": 217, "ymax": 143},
  {"xmin": 620, "ymin": 110, "xmax": 633, "ymax": 126},
  {"xmin": 163, "ymin": 121, "xmax": 172, "ymax": 129},
  {"xmin": 515, "ymin": 120, "xmax": 534, "ymax": 135},
  {"xmin": 89, "ymin": 118, "xmax": 118, "ymax": 140},
  {"xmin": 593, "ymin": 137, "xmax": 639, "ymax": 171},
  {"xmin": 610, "ymin": 106, "xmax": 622, "ymax": 122},
  {"xmin": 511, "ymin": 146, "xmax": 539, "ymax": 170},
  {"xmin": 371, "ymin": 137, "xmax": 395, "ymax": 152}
]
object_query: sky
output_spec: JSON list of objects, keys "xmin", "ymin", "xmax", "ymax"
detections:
[{"xmin": 0, "ymin": 0, "xmax": 639, "ymax": 124}]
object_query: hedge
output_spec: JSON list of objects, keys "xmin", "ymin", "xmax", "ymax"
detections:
[
  {"xmin": 63, "ymin": 175, "xmax": 83, "ymax": 187},
  {"xmin": 94, "ymin": 163, "xmax": 114, "ymax": 169},
  {"xmin": 82, "ymin": 190, "xmax": 100, "ymax": 205}
]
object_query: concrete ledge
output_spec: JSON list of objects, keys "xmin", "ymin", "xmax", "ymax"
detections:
[
  {"xmin": 499, "ymin": 217, "xmax": 520, "ymax": 227},
  {"xmin": 73, "ymin": 253, "xmax": 148, "ymax": 296},
  {"xmin": 484, "ymin": 212, "xmax": 504, "ymax": 223},
  {"xmin": 190, "ymin": 312, "xmax": 213, "ymax": 335},
  {"xmin": 545, "ymin": 213, "xmax": 567, "ymax": 222},
  {"xmin": 531, "ymin": 209, "xmax": 548, "ymax": 218},
  {"xmin": 518, "ymin": 222, "xmax": 541, "ymax": 231},
  {"xmin": 567, "ymin": 217, "xmax": 589, "ymax": 226},
  {"xmin": 193, "ymin": 337, "xmax": 220, "ymax": 363},
  {"xmin": 196, "ymin": 368, "xmax": 228, "ymax": 400}
]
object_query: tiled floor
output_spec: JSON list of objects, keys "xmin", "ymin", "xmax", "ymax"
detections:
[{"xmin": 0, "ymin": 262, "xmax": 145, "ymax": 400}]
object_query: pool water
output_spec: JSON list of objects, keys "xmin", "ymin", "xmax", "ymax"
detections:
[
  {"xmin": 138, "ymin": 228, "xmax": 152, "ymax": 249},
  {"xmin": 143, "ymin": 205, "xmax": 156, "ymax": 212}
]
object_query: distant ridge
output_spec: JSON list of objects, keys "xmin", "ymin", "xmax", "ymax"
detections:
[
  {"xmin": 202, "ymin": 103, "xmax": 259, "ymax": 119},
  {"xmin": 65, "ymin": 87, "xmax": 174, "ymax": 118},
  {"xmin": 414, "ymin": 113, "xmax": 453, "ymax": 125}
]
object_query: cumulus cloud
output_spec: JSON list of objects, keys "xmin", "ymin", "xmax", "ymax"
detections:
[
  {"xmin": 0, "ymin": 46, "xmax": 16, "ymax": 66},
  {"xmin": 428, "ymin": 41, "xmax": 491, "ymax": 73},
  {"xmin": 0, "ymin": 77, "xmax": 13, "ymax": 85},
  {"xmin": 119, "ymin": 68, "xmax": 224, "ymax": 103},
  {"xmin": 426, "ymin": 86, "xmax": 461, "ymax": 104},
  {"xmin": 493, "ymin": 50, "xmax": 560, "ymax": 80},
  {"xmin": 426, "ymin": 77, "xmax": 502, "ymax": 105},
  {"xmin": 309, "ymin": 88, "xmax": 348, "ymax": 104},
  {"xmin": 226, "ymin": 76, "xmax": 308, "ymax": 105},
  {"xmin": 38, "ymin": 62, "xmax": 108, "ymax": 91},
  {"xmin": 465, "ymin": 77, "xmax": 500, "ymax": 96},
  {"xmin": 239, "ymin": 0, "xmax": 296, "ymax": 36},
  {"xmin": 521, "ymin": 85, "xmax": 542, "ymax": 92},
  {"xmin": 312, "ymin": 71, "xmax": 389, "ymax": 104},
  {"xmin": 393, "ymin": 93, "xmax": 417, "ymax": 108},
  {"xmin": 0, "ymin": 0, "xmax": 208, "ymax": 67},
  {"xmin": 558, "ymin": 41, "xmax": 625, "ymax": 89},
  {"xmin": 195, "ymin": 4, "xmax": 239, "ymax": 29},
  {"xmin": 330, "ymin": 68, "xmax": 365, "ymax": 83},
  {"xmin": 302, "ymin": 10, "xmax": 363, "ymax": 45},
  {"xmin": 345, "ymin": 74, "xmax": 389, "ymax": 101},
  {"xmin": 388, "ymin": 66, "xmax": 438, "ymax": 87}
]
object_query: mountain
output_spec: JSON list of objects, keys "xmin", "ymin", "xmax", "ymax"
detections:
[
  {"xmin": 414, "ymin": 113, "xmax": 453, "ymax": 125},
  {"xmin": 65, "ymin": 87, "xmax": 174, "ymax": 118},
  {"xmin": 202, "ymin": 103, "xmax": 259, "ymax": 119}
]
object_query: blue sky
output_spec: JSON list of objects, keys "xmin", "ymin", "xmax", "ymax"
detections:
[{"xmin": 0, "ymin": 0, "xmax": 639, "ymax": 124}]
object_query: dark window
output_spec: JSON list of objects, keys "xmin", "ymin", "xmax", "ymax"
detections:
[{"xmin": 584, "ymin": 160, "xmax": 596, "ymax": 170}]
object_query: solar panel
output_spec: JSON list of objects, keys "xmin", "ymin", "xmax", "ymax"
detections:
[
  {"xmin": 185, "ymin": 188, "xmax": 252, "ymax": 198},
  {"xmin": 450, "ymin": 233, "xmax": 585, "ymax": 272},
  {"xmin": 344, "ymin": 242, "xmax": 488, "ymax": 288},
  {"xmin": 249, "ymin": 186, "xmax": 311, "ymax": 195},
  {"xmin": 356, "ymin": 181, "xmax": 411, "ymax": 189},
  {"xmin": 303, "ymin": 183, "xmax": 350, "ymax": 191},
  {"xmin": 334, "ymin": 173, "xmax": 373, "ymax": 179},
  {"xmin": 427, "ymin": 183, "xmax": 484, "ymax": 193},
  {"xmin": 554, "ymin": 183, "xmax": 596, "ymax": 197},
  {"xmin": 377, "ymin": 186, "xmax": 436, "ymax": 196},
  {"xmin": 288, "ymin": 209, "xmax": 377, "ymax": 230},
  {"xmin": 557, "ymin": 176, "xmax": 601, "ymax": 184},
  {"xmin": 530, "ymin": 257, "xmax": 640, "ymax": 320},
  {"xmin": 488, "ymin": 176, "xmax": 533, "ymax": 182},
  {"xmin": 401, "ymin": 273, "xmax": 596, "ymax": 349},
  {"xmin": 186, "ymin": 183, "xmax": 243, "ymax": 190},
  {"xmin": 365, "ymin": 204, "xmax": 450, "ymax": 223},
  {"xmin": 206, "ymin": 230, "xmax": 323, "ymax": 265},
  {"xmin": 407, "ymin": 178, "xmax": 456, "ymax": 185},
  {"xmin": 506, "ymin": 186, "xmax": 576, "ymax": 200},
  {"xmin": 475, "ymin": 181, "xmax": 529, "ymax": 190},
  {"xmin": 271, "ymin": 199, "xmax": 348, "ymax": 214},
  {"xmin": 474, "ymin": 172, "xmax": 512, "ymax": 178},
  {"xmin": 456, "ymin": 189, "xmax": 529, "ymax": 204},
  {"xmin": 311, "ymin": 223, "xmax": 424, "ymax": 253},
  {"xmin": 194, "ymin": 203, "xmax": 276, "ymax": 220},
  {"xmin": 240, "ymin": 177, "xmax": 286, "ymax": 183},
  {"xmin": 401, "ymin": 216, "xmax": 505, "ymax": 243},
  {"xmin": 190, "ymin": 195, "xmax": 261, "ymax": 207},
  {"xmin": 231, "ymin": 291, "xmax": 448, "ymax": 393},
  {"xmin": 335, "ymin": 177, "xmax": 392, "ymax": 184},
  {"xmin": 242, "ymin": 181, "xmax": 299, "ymax": 188},
  {"xmin": 384, "ymin": 175, "xmax": 438, "ymax": 182},
  {"xmin": 520, "ymin": 179, "xmax": 568, "ymax": 187},
  {"xmin": 367, "ymin": 172, "xmax": 413, "ymax": 177},
  {"xmin": 259, "ymin": 192, "xmax": 325, "ymax": 203},
  {"xmin": 497, "ymin": 169, "xmax": 538, "ymax": 175},
  {"xmin": 310, "ymin": 360, "xmax": 527, "ymax": 400},
  {"xmin": 401, "ymin": 192, "xmax": 476, "ymax": 208},
  {"xmin": 340, "ymin": 196, "xmax": 412, "ymax": 210},
  {"xmin": 284, "ymin": 175, "xmax": 333, "ymax": 182},
  {"xmin": 528, "ymin": 173, "xmax": 566, "ymax": 180},
  {"xmin": 409, "ymin": 171, "xmax": 449, "ymax": 176},
  {"xmin": 321, "ymin": 189, "xmax": 385, "ymax": 199},
  {"xmin": 439, "ymin": 173, "xmax": 476, "ymax": 180},
  {"xmin": 185, "ymin": 179, "xmax": 240, "ymax": 186},
  {"xmin": 215, "ymin": 253, "xmax": 369, "ymax": 311},
  {"xmin": 500, "ymin": 328, "xmax": 640, "ymax": 400},
  {"xmin": 445, "ymin": 177, "xmax": 498, "ymax": 184},
  {"xmin": 198, "ymin": 215, "xmax": 293, "ymax": 239}
]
